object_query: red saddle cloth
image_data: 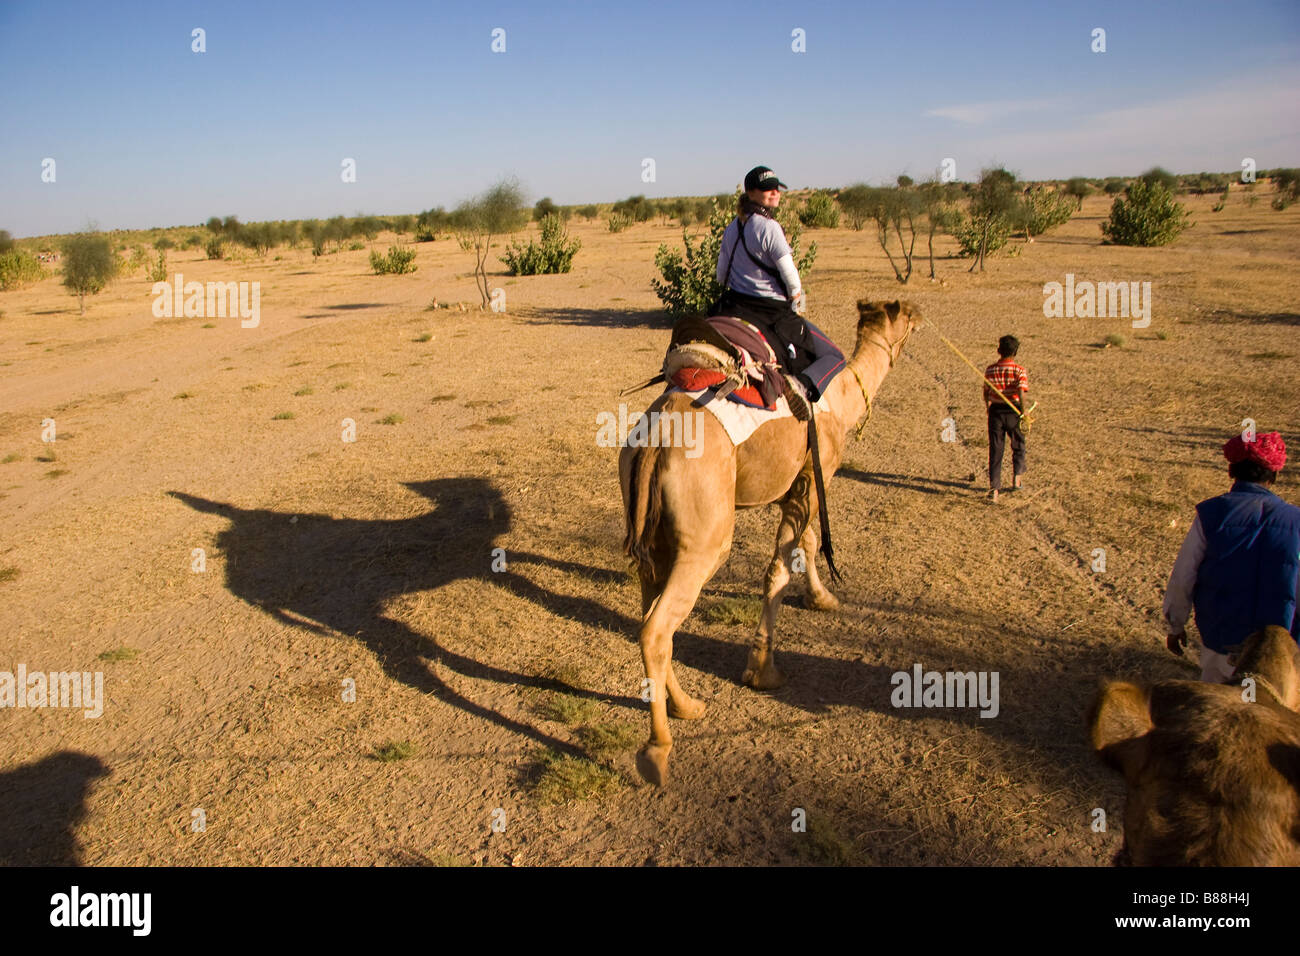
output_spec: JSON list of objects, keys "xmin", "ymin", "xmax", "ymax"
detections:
[{"xmin": 667, "ymin": 315, "xmax": 782, "ymax": 410}]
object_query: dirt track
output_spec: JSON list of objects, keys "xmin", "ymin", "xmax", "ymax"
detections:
[{"xmin": 2, "ymin": 192, "xmax": 1297, "ymax": 865}]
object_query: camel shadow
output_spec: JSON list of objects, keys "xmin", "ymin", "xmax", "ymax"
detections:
[
  {"xmin": 0, "ymin": 751, "xmax": 108, "ymax": 865},
  {"xmin": 170, "ymin": 479, "xmax": 645, "ymax": 755},
  {"xmin": 517, "ymin": 306, "xmax": 672, "ymax": 329},
  {"xmin": 838, "ymin": 467, "xmax": 977, "ymax": 496}
]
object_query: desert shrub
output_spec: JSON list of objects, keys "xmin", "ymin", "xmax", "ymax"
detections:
[
  {"xmin": 348, "ymin": 240, "xmax": 365, "ymax": 251},
  {"xmin": 611, "ymin": 194, "xmax": 653, "ymax": 223},
  {"xmin": 1101, "ymin": 178, "xmax": 1192, "ymax": 246},
  {"xmin": 1103, "ymin": 178, "xmax": 1127, "ymax": 195},
  {"xmin": 147, "ymin": 251, "xmax": 168, "ymax": 283},
  {"xmin": 0, "ymin": 250, "xmax": 46, "ymax": 290},
  {"xmin": 533, "ymin": 197, "xmax": 558, "ymax": 221},
  {"xmin": 1018, "ymin": 185, "xmax": 1076, "ymax": 237},
  {"xmin": 1271, "ymin": 169, "xmax": 1300, "ymax": 210},
  {"xmin": 1138, "ymin": 167, "xmax": 1179, "ymax": 193},
  {"xmin": 606, "ymin": 212, "xmax": 632, "ymax": 233},
  {"xmin": 61, "ymin": 232, "xmax": 118, "ymax": 313},
  {"xmin": 577, "ymin": 204, "xmax": 598, "ymax": 220},
  {"xmin": 1182, "ymin": 171, "xmax": 1230, "ymax": 195},
  {"xmin": 181, "ymin": 233, "xmax": 203, "ymax": 250},
  {"xmin": 121, "ymin": 246, "xmax": 149, "ymax": 275},
  {"xmin": 390, "ymin": 214, "xmax": 414, "ymax": 235},
  {"xmin": 369, "ymin": 245, "xmax": 417, "ymax": 275},
  {"xmin": 204, "ymin": 236, "xmax": 225, "ymax": 260},
  {"xmin": 953, "ymin": 214, "xmax": 1011, "ymax": 257},
  {"xmin": 238, "ymin": 222, "xmax": 277, "ymax": 256},
  {"xmin": 153, "ymin": 236, "xmax": 175, "ymax": 251},
  {"xmin": 501, "ymin": 214, "xmax": 581, "ymax": 275},
  {"xmin": 799, "ymin": 190, "xmax": 841, "ymax": 228},
  {"xmin": 1212, "ymin": 189, "xmax": 1228, "ymax": 213},
  {"xmin": 653, "ymin": 196, "xmax": 815, "ymax": 319},
  {"xmin": 1064, "ymin": 177, "xmax": 1091, "ymax": 208},
  {"xmin": 0, "ymin": 230, "xmax": 12, "ymax": 253}
]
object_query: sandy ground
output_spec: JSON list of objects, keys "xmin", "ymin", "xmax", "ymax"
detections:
[{"xmin": 1, "ymin": 191, "xmax": 1297, "ymax": 865}]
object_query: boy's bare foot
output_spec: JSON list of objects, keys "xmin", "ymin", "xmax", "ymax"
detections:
[
  {"xmin": 989, "ymin": 489, "xmax": 999, "ymax": 503},
  {"xmin": 1013, "ymin": 475, "xmax": 1023, "ymax": 490}
]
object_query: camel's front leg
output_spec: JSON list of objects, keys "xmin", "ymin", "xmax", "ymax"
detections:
[
  {"xmin": 798, "ymin": 522, "xmax": 840, "ymax": 611},
  {"xmin": 745, "ymin": 475, "xmax": 813, "ymax": 690}
]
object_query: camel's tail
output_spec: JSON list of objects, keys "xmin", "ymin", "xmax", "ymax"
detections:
[{"xmin": 623, "ymin": 442, "xmax": 664, "ymax": 576}]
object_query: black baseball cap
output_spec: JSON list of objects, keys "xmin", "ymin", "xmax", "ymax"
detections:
[{"xmin": 744, "ymin": 166, "xmax": 788, "ymax": 192}]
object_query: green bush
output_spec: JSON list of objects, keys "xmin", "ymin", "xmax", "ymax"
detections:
[
  {"xmin": 205, "ymin": 236, "xmax": 225, "ymax": 260},
  {"xmin": 1103, "ymin": 178, "xmax": 1127, "ymax": 195},
  {"xmin": 533, "ymin": 197, "xmax": 558, "ymax": 221},
  {"xmin": 369, "ymin": 245, "xmax": 417, "ymax": 275},
  {"xmin": 607, "ymin": 212, "xmax": 633, "ymax": 233},
  {"xmin": 1138, "ymin": 167, "xmax": 1179, "ymax": 193},
  {"xmin": 153, "ymin": 236, "xmax": 175, "ymax": 251},
  {"xmin": 611, "ymin": 194, "xmax": 653, "ymax": 223},
  {"xmin": 500, "ymin": 214, "xmax": 581, "ymax": 275},
  {"xmin": 1019, "ymin": 185, "xmax": 1076, "ymax": 236},
  {"xmin": 0, "ymin": 250, "xmax": 46, "ymax": 290},
  {"xmin": 836, "ymin": 185, "xmax": 873, "ymax": 230},
  {"xmin": 577, "ymin": 204, "xmax": 598, "ymax": 220},
  {"xmin": 62, "ymin": 232, "xmax": 118, "ymax": 314},
  {"xmin": 147, "ymin": 251, "xmax": 168, "ymax": 283},
  {"xmin": 952, "ymin": 214, "xmax": 1011, "ymax": 257},
  {"xmin": 1101, "ymin": 179, "xmax": 1192, "ymax": 246},
  {"xmin": 799, "ymin": 190, "xmax": 841, "ymax": 228},
  {"xmin": 181, "ymin": 233, "xmax": 203, "ymax": 250},
  {"xmin": 1271, "ymin": 169, "xmax": 1300, "ymax": 210},
  {"xmin": 0, "ymin": 230, "xmax": 12, "ymax": 253}
]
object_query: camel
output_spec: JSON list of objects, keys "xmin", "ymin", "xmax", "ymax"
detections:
[
  {"xmin": 619, "ymin": 299, "xmax": 922, "ymax": 786},
  {"xmin": 1089, "ymin": 625, "xmax": 1300, "ymax": 865}
]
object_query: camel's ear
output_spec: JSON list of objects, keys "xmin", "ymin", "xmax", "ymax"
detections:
[
  {"xmin": 1089, "ymin": 680, "xmax": 1153, "ymax": 774},
  {"xmin": 885, "ymin": 300, "xmax": 901, "ymax": 322},
  {"xmin": 1233, "ymin": 625, "xmax": 1300, "ymax": 707}
]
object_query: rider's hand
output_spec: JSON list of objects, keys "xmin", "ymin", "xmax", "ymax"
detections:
[
  {"xmin": 792, "ymin": 291, "xmax": 807, "ymax": 316},
  {"xmin": 1166, "ymin": 631, "xmax": 1188, "ymax": 656}
]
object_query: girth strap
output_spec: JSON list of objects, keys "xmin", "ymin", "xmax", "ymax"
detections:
[{"xmin": 806, "ymin": 409, "xmax": 842, "ymax": 585}]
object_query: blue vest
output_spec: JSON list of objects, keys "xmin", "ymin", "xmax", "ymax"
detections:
[{"xmin": 1193, "ymin": 481, "xmax": 1300, "ymax": 652}]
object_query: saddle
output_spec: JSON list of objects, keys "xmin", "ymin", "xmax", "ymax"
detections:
[{"xmin": 662, "ymin": 315, "xmax": 785, "ymax": 410}]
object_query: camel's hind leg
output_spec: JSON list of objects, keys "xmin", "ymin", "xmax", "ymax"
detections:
[
  {"xmin": 636, "ymin": 552, "xmax": 720, "ymax": 786},
  {"xmin": 745, "ymin": 473, "xmax": 815, "ymax": 690},
  {"xmin": 798, "ymin": 522, "xmax": 840, "ymax": 611},
  {"xmin": 638, "ymin": 568, "xmax": 707, "ymax": 724}
]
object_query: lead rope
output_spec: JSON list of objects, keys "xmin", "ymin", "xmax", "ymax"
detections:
[{"xmin": 925, "ymin": 322, "xmax": 1038, "ymax": 433}]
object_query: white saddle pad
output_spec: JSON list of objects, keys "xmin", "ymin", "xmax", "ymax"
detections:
[{"xmin": 666, "ymin": 387, "xmax": 832, "ymax": 447}]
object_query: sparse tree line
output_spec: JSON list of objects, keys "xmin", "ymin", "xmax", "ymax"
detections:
[{"xmin": 3, "ymin": 167, "xmax": 1295, "ymax": 313}]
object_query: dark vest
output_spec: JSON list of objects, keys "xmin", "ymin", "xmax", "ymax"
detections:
[{"xmin": 1193, "ymin": 481, "xmax": 1300, "ymax": 652}]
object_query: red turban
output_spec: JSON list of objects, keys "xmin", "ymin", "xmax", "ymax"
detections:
[{"xmin": 1223, "ymin": 431, "xmax": 1287, "ymax": 472}]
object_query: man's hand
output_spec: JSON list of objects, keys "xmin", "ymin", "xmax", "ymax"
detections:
[{"xmin": 1166, "ymin": 631, "xmax": 1188, "ymax": 656}]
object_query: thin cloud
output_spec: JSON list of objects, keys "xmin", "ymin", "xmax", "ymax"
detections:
[{"xmin": 924, "ymin": 98, "xmax": 1061, "ymax": 126}]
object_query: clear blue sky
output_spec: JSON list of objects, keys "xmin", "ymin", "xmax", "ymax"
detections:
[{"xmin": 2, "ymin": 0, "xmax": 1297, "ymax": 237}]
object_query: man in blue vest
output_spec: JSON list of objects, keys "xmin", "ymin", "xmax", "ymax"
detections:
[{"xmin": 1163, "ymin": 430, "xmax": 1300, "ymax": 681}]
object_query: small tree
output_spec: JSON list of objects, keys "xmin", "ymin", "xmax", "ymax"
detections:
[
  {"xmin": 1101, "ymin": 178, "xmax": 1192, "ymax": 246},
  {"xmin": 1138, "ymin": 167, "xmax": 1179, "ymax": 193},
  {"xmin": 0, "ymin": 230, "xmax": 13, "ymax": 253},
  {"xmin": 863, "ymin": 186, "xmax": 921, "ymax": 283},
  {"xmin": 533, "ymin": 197, "xmax": 557, "ymax": 221},
  {"xmin": 61, "ymin": 232, "xmax": 118, "ymax": 314},
  {"xmin": 919, "ymin": 180, "xmax": 962, "ymax": 279},
  {"xmin": 1271, "ymin": 169, "xmax": 1300, "ymax": 210},
  {"xmin": 836, "ymin": 185, "xmax": 873, "ymax": 231},
  {"xmin": 451, "ymin": 179, "xmax": 528, "ymax": 308},
  {"xmin": 799, "ymin": 190, "xmax": 840, "ymax": 228},
  {"xmin": 1064, "ymin": 177, "xmax": 1091, "ymax": 209},
  {"xmin": 966, "ymin": 167, "xmax": 1019, "ymax": 272},
  {"xmin": 1103, "ymin": 177, "xmax": 1127, "ymax": 196}
]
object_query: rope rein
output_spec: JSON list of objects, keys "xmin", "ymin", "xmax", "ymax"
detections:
[{"xmin": 925, "ymin": 322, "xmax": 1038, "ymax": 433}]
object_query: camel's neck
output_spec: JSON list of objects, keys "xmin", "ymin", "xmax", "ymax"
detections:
[{"xmin": 845, "ymin": 326, "xmax": 897, "ymax": 411}]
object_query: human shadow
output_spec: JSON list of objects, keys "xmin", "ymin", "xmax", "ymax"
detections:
[
  {"xmin": 0, "ymin": 751, "xmax": 108, "ymax": 865},
  {"xmin": 838, "ymin": 467, "xmax": 977, "ymax": 496}
]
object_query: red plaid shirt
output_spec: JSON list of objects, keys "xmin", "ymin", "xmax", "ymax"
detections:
[{"xmin": 984, "ymin": 357, "xmax": 1028, "ymax": 408}]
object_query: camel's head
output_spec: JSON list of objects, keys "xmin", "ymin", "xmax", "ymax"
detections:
[{"xmin": 855, "ymin": 299, "xmax": 922, "ymax": 359}]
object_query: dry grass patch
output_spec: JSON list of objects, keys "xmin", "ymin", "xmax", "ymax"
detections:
[
  {"xmin": 701, "ymin": 596, "xmax": 762, "ymax": 627},
  {"xmin": 0, "ymin": 567, "xmax": 19, "ymax": 583},
  {"xmin": 371, "ymin": 740, "xmax": 416, "ymax": 762},
  {"xmin": 575, "ymin": 721, "xmax": 641, "ymax": 757},
  {"xmin": 526, "ymin": 748, "xmax": 624, "ymax": 805},
  {"xmin": 97, "ymin": 647, "xmax": 139, "ymax": 662}
]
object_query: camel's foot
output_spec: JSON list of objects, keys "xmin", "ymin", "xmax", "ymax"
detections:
[
  {"xmin": 742, "ymin": 649, "xmax": 785, "ymax": 690},
  {"xmin": 636, "ymin": 742, "xmax": 672, "ymax": 787},
  {"xmin": 804, "ymin": 590, "xmax": 841, "ymax": 612},
  {"xmin": 668, "ymin": 695, "xmax": 707, "ymax": 720}
]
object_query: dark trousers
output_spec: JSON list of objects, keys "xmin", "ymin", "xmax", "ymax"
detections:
[
  {"xmin": 988, "ymin": 405, "xmax": 1026, "ymax": 491},
  {"xmin": 711, "ymin": 290, "xmax": 845, "ymax": 400}
]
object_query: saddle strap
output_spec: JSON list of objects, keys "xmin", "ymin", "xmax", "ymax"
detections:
[{"xmin": 807, "ymin": 410, "xmax": 842, "ymax": 585}]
